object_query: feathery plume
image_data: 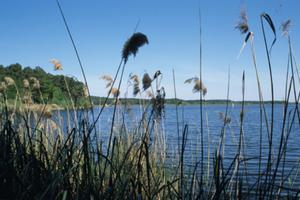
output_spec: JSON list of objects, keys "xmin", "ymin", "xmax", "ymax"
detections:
[
  {"xmin": 122, "ymin": 32, "xmax": 149, "ymax": 63},
  {"xmin": 153, "ymin": 70, "xmax": 161, "ymax": 80},
  {"xmin": 235, "ymin": 9, "xmax": 249, "ymax": 34},
  {"xmin": 29, "ymin": 77, "xmax": 37, "ymax": 82},
  {"xmin": 110, "ymin": 88, "xmax": 120, "ymax": 98},
  {"xmin": 101, "ymin": 75, "xmax": 113, "ymax": 88},
  {"xmin": 23, "ymin": 79, "xmax": 30, "ymax": 88},
  {"xmin": 184, "ymin": 77, "xmax": 198, "ymax": 84},
  {"xmin": 4, "ymin": 76, "xmax": 15, "ymax": 86},
  {"xmin": 30, "ymin": 77, "xmax": 40, "ymax": 89},
  {"xmin": 44, "ymin": 107, "xmax": 52, "ymax": 119},
  {"xmin": 50, "ymin": 59, "xmax": 63, "ymax": 70},
  {"xmin": 235, "ymin": 8, "xmax": 253, "ymax": 59},
  {"xmin": 33, "ymin": 81, "xmax": 40, "ymax": 89},
  {"xmin": 83, "ymin": 86, "xmax": 89, "ymax": 98},
  {"xmin": 142, "ymin": 73, "xmax": 152, "ymax": 91},
  {"xmin": 0, "ymin": 82, "xmax": 6, "ymax": 93},
  {"xmin": 101, "ymin": 75, "xmax": 113, "ymax": 82},
  {"xmin": 23, "ymin": 95, "xmax": 33, "ymax": 104},
  {"xmin": 49, "ymin": 120, "xmax": 58, "ymax": 130},
  {"xmin": 185, "ymin": 77, "xmax": 207, "ymax": 96},
  {"xmin": 202, "ymin": 87, "xmax": 207, "ymax": 96},
  {"xmin": 281, "ymin": 19, "xmax": 292, "ymax": 36},
  {"xmin": 193, "ymin": 79, "xmax": 206, "ymax": 93},
  {"xmin": 130, "ymin": 74, "xmax": 140, "ymax": 96},
  {"xmin": 152, "ymin": 87, "xmax": 166, "ymax": 118}
]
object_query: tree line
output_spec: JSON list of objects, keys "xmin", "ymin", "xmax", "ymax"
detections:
[{"xmin": 0, "ymin": 63, "xmax": 85, "ymax": 107}]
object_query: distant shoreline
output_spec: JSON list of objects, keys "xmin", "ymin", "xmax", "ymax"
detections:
[
  {"xmin": 3, "ymin": 99, "xmax": 288, "ymax": 112},
  {"xmin": 90, "ymin": 96, "xmax": 289, "ymax": 106}
]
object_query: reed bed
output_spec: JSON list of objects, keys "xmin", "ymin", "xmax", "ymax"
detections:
[{"xmin": 0, "ymin": 3, "xmax": 300, "ymax": 200}]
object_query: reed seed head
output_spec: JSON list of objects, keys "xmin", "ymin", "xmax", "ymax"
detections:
[
  {"xmin": 29, "ymin": 77, "xmax": 41, "ymax": 89},
  {"xmin": 153, "ymin": 70, "xmax": 161, "ymax": 80},
  {"xmin": 110, "ymin": 87, "xmax": 120, "ymax": 98},
  {"xmin": 83, "ymin": 86, "xmax": 89, "ymax": 98},
  {"xmin": 236, "ymin": 9, "xmax": 249, "ymax": 34},
  {"xmin": 101, "ymin": 75, "xmax": 113, "ymax": 88},
  {"xmin": 130, "ymin": 74, "xmax": 140, "ymax": 84},
  {"xmin": 130, "ymin": 74, "xmax": 140, "ymax": 96},
  {"xmin": 29, "ymin": 77, "xmax": 37, "ymax": 82},
  {"xmin": 23, "ymin": 79, "xmax": 30, "ymax": 88},
  {"xmin": 49, "ymin": 120, "xmax": 58, "ymax": 130},
  {"xmin": 33, "ymin": 81, "xmax": 40, "ymax": 89},
  {"xmin": 281, "ymin": 19, "xmax": 292, "ymax": 36},
  {"xmin": 44, "ymin": 108, "xmax": 52, "ymax": 119},
  {"xmin": 23, "ymin": 95, "xmax": 33, "ymax": 104},
  {"xmin": 193, "ymin": 79, "xmax": 205, "ymax": 93},
  {"xmin": 50, "ymin": 59, "xmax": 63, "ymax": 70},
  {"xmin": 0, "ymin": 82, "xmax": 6, "ymax": 92},
  {"xmin": 122, "ymin": 32, "xmax": 149, "ymax": 63},
  {"xmin": 184, "ymin": 77, "xmax": 197, "ymax": 84},
  {"xmin": 185, "ymin": 77, "xmax": 207, "ymax": 96},
  {"xmin": 202, "ymin": 87, "xmax": 207, "ymax": 96},
  {"xmin": 152, "ymin": 87, "xmax": 166, "ymax": 118},
  {"xmin": 142, "ymin": 73, "xmax": 152, "ymax": 91},
  {"xmin": 4, "ymin": 76, "xmax": 15, "ymax": 86}
]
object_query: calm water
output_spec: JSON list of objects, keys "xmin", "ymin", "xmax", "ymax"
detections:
[{"xmin": 56, "ymin": 103, "xmax": 300, "ymax": 187}]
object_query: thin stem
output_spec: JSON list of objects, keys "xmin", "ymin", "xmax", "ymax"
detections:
[
  {"xmin": 260, "ymin": 15, "xmax": 275, "ymax": 198},
  {"xmin": 55, "ymin": 0, "xmax": 96, "ymax": 131},
  {"xmin": 100, "ymin": 61, "xmax": 126, "ymax": 190},
  {"xmin": 236, "ymin": 71, "xmax": 245, "ymax": 198},
  {"xmin": 172, "ymin": 69, "xmax": 180, "ymax": 156},
  {"xmin": 199, "ymin": 10, "xmax": 204, "ymax": 194}
]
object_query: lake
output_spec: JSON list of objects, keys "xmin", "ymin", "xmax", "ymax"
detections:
[{"xmin": 56, "ymin": 103, "xmax": 300, "ymax": 189}]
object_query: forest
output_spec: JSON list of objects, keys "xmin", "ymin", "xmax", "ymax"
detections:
[{"xmin": 0, "ymin": 63, "xmax": 85, "ymax": 107}]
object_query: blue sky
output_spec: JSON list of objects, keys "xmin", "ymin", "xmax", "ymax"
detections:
[{"xmin": 0, "ymin": 0, "xmax": 299, "ymax": 100}]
